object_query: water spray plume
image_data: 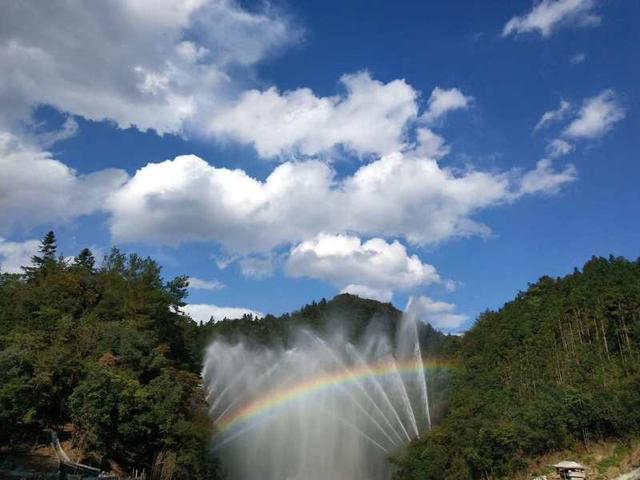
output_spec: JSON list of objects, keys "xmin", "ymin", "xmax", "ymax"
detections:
[{"xmin": 203, "ymin": 309, "xmax": 454, "ymax": 480}]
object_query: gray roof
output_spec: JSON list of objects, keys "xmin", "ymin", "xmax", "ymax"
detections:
[{"xmin": 554, "ymin": 461, "xmax": 586, "ymax": 469}]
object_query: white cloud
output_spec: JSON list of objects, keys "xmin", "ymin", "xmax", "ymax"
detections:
[
  {"xmin": 0, "ymin": 0, "xmax": 297, "ymax": 134},
  {"xmin": 211, "ymin": 252, "xmax": 281, "ymax": 278},
  {"xmin": 107, "ymin": 155, "xmax": 334, "ymax": 252},
  {"xmin": 0, "ymin": 3, "xmax": 469, "ymax": 162},
  {"xmin": 563, "ymin": 89, "xmax": 625, "ymax": 139},
  {"xmin": 546, "ymin": 138, "xmax": 575, "ymax": 158},
  {"xmin": 238, "ymin": 254, "xmax": 280, "ymax": 279},
  {"xmin": 184, "ymin": 303, "xmax": 263, "ymax": 323},
  {"xmin": 208, "ymin": 72, "xmax": 418, "ymax": 158},
  {"xmin": 517, "ymin": 158, "xmax": 577, "ymax": 196},
  {"xmin": 414, "ymin": 128, "xmax": 450, "ymax": 160},
  {"xmin": 188, "ymin": 277, "xmax": 224, "ymax": 290},
  {"xmin": 36, "ymin": 116, "xmax": 79, "ymax": 148},
  {"xmin": 503, "ymin": 0, "xmax": 601, "ymax": 38},
  {"xmin": 534, "ymin": 100, "xmax": 571, "ymax": 132},
  {"xmin": 0, "ymin": 131, "xmax": 128, "ymax": 234},
  {"xmin": 0, "ymin": 238, "xmax": 39, "ymax": 273},
  {"xmin": 422, "ymin": 87, "xmax": 472, "ymax": 125},
  {"xmin": 406, "ymin": 295, "xmax": 468, "ymax": 330},
  {"xmin": 286, "ymin": 234, "xmax": 441, "ymax": 298},
  {"xmin": 443, "ymin": 279, "xmax": 458, "ymax": 293},
  {"xmin": 190, "ymin": 1, "xmax": 298, "ymax": 68},
  {"xmin": 107, "ymin": 151, "xmax": 575, "ymax": 253},
  {"xmin": 341, "ymin": 284, "xmax": 393, "ymax": 303},
  {"xmin": 533, "ymin": 91, "xmax": 624, "ymax": 165}
]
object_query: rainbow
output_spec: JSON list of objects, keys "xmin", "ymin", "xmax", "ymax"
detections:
[{"xmin": 213, "ymin": 358, "xmax": 456, "ymax": 435}]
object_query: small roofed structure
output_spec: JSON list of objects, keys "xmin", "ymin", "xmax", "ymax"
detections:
[{"xmin": 554, "ymin": 461, "xmax": 587, "ymax": 479}]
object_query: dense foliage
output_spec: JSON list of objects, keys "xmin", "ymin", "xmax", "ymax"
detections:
[
  {"xmin": 393, "ymin": 256, "xmax": 640, "ymax": 480},
  {"xmin": 0, "ymin": 232, "xmax": 221, "ymax": 479}
]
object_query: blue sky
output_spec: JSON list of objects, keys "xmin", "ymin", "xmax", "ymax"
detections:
[{"xmin": 0, "ymin": 0, "xmax": 638, "ymax": 331}]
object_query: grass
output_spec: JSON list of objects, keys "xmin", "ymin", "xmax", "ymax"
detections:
[{"xmin": 597, "ymin": 443, "xmax": 632, "ymax": 475}]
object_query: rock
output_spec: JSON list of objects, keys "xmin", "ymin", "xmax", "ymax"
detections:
[{"xmin": 616, "ymin": 468, "xmax": 640, "ymax": 480}]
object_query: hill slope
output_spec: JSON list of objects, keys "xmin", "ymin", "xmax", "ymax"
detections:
[
  {"xmin": 0, "ymin": 237, "xmax": 220, "ymax": 478},
  {"xmin": 393, "ymin": 256, "xmax": 640, "ymax": 480},
  {"xmin": 198, "ymin": 292, "xmax": 457, "ymax": 355}
]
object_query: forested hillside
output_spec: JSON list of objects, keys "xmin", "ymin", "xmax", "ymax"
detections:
[
  {"xmin": 0, "ymin": 232, "xmax": 221, "ymax": 479},
  {"xmin": 393, "ymin": 256, "xmax": 640, "ymax": 479},
  {"xmin": 199, "ymin": 292, "xmax": 457, "ymax": 355}
]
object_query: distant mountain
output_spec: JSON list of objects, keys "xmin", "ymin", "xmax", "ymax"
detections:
[{"xmin": 198, "ymin": 293, "xmax": 460, "ymax": 357}]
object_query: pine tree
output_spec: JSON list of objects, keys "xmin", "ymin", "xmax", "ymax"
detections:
[
  {"xmin": 167, "ymin": 274, "xmax": 189, "ymax": 309},
  {"xmin": 73, "ymin": 248, "xmax": 96, "ymax": 272},
  {"xmin": 22, "ymin": 231, "xmax": 58, "ymax": 278},
  {"xmin": 33, "ymin": 231, "xmax": 57, "ymax": 266}
]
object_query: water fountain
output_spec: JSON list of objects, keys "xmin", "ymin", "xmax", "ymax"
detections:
[{"xmin": 202, "ymin": 309, "xmax": 438, "ymax": 480}]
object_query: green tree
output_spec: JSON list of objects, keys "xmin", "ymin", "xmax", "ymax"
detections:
[
  {"xmin": 22, "ymin": 231, "xmax": 59, "ymax": 279},
  {"xmin": 73, "ymin": 248, "xmax": 96, "ymax": 273}
]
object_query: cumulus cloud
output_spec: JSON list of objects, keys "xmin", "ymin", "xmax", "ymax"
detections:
[
  {"xmin": 0, "ymin": 3, "xmax": 474, "ymax": 162},
  {"xmin": 422, "ymin": 87, "xmax": 472, "ymax": 125},
  {"xmin": 563, "ymin": 89, "xmax": 625, "ymax": 139},
  {"xmin": 0, "ymin": 131, "xmax": 128, "ymax": 234},
  {"xmin": 406, "ymin": 295, "xmax": 468, "ymax": 330},
  {"xmin": 0, "ymin": 0, "xmax": 428, "ymax": 161},
  {"xmin": 414, "ymin": 128, "xmax": 450, "ymax": 160},
  {"xmin": 534, "ymin": 100, "xmax": 572, "ymax": 132},
  {"xmin": 0, "ymin": 238, "xmax": 40, "ymax": 273},
  {"xmin": 107, "ymin": 155, "xmax": 333, "ymax": 252},
  {"xmin": 503, "ymin": 0, "xmax": 601, "ymax": 38},
  {"xmin": 184, "ymin": 303, "xmax": 263, "ymax": 323},
  {"xmin": 341, "ymin": 284, "xmax": 393, "ymax": 303},
  {"xmin": 286, "ymin": 234, "xmax": 441, "ymax": 300},
  {"xmin": 208, "ymin": 72, "xmax": 419, "ymax": 158},
  {"xmin": 188, "ymin": 277, "xmax": 224, "ymax": 290},
  {"xmin": 0, "ymin": 0, "xmax": 297, "ymax": 134},
  {"xmin": 108, "ymin": 151, "xmax": 574, "ymax": 254},
  {"xmin": 0, "ymin": 134, "xmax": 575, "ymax": 250}
]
